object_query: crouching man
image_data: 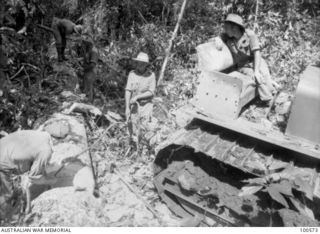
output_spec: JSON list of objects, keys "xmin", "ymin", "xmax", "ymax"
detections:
[
  {"xmin": 51, "ymin": 17, "xmax": 83, "ymax": 62},
  {"xmin": 0, "ymin": 130, "xmax": 57, "ymax": 223}
]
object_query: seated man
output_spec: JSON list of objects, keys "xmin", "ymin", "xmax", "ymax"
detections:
[
  {"xmin": 125, "ymin": 52, "xmax": 156, "ymax": 139},
  {"xmin": 215, "ymin": 14, "xmax": 279, "ymax": 105},
  {"xmin": 51, "ymin": 17, "xmax": 83, "ymax": 62},
  {"xmin": 0, "ymin": 130, "xmax": 57, "ymax": 223}
]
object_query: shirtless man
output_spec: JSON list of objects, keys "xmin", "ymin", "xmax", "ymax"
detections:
[
  {"xmin": 0, "ymin": 130, "xmax": 57, "ymax": 222},
  {"xmin": 51, "ymin": 17, "xmax": 82, "ymax": 62}
]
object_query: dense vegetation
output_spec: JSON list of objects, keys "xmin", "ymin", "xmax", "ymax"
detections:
[
  {"xmin": 0, "ymin": 0, "xmax": 319, "ymax": 131},
  {"xmin": 1, "ymin": 0, "xmax": 320, "ymax": 227}
]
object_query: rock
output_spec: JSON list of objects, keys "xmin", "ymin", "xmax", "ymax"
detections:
[
  {"xmin": 73, "ymin": 166, "xmax": 95, "ymax": 193},
  {"xmin": 171, "ymin": 105, "xmax": 194, "ymax": 128},
  {"xmin": 177, "ymin": 173, "xmax": 197, "ymax": 192},
  {"xmin": 28, "ymin": 187, "xmax": 103, "ymax": 227},
  {"xmin": 44, "ymin": 119, "xmax": 70, "ymax": 139}
]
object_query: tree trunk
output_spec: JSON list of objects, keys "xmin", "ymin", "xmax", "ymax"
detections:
[{"xmin": 157, "ymin": 0, "xmax": 188, "ymax": 86}]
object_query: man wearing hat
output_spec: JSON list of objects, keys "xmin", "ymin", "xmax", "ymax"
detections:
[
  {"xmin": 125, "ymin": 52, "xmax": 156, "ymax": 137},
  {"xmin": 51, "ymin": 17, "xmax": 83, "ymax": 62},
  {"xmin": 217, "ymin": 13, "xmax": 279, "ymax": 104}
]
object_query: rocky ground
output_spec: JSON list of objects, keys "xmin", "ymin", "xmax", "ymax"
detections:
[
  {"xmin": 12, "ymin": 58, "xmax": 314, "ymax": 227},
  {"xmin": 1, "ymin": 0, "xmax": 319, "ymax": 228},
  {"xmin": 16, "ymin": 61, "xmax": 193, "ymax": 227},
  {"xmin": 2, "ymin": 41, "xmax": 316, "ymax": 227}
]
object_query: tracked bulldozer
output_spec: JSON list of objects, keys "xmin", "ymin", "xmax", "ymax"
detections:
[{"xmin": 153, "ymin": 39, "xmax": 320, "ymax": 226}]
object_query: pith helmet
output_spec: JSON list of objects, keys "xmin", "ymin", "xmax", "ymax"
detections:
[
  {"xmin": 225, "ymin": 14, "xmax": 245, "ymax": 28},
  {"xmin": 132, "ymin": 52, "xmax": 149, "ymax": 63}
]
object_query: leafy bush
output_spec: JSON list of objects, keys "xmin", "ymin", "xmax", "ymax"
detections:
[{"xmin": 240, "ymin": 165, "xmax": 316, "ymax": 221}]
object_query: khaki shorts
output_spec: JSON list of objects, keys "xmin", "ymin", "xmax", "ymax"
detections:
[
  {"xmin": 128, "ymin": 102, "xmax": 153, "ymax": 136},
  {"xmin": 239, "ymin": 58, "xmax": 275, "ymax": 101}
]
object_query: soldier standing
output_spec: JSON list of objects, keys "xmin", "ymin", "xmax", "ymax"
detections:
[{"xmin": 80, "ymin": 38, "xmax": 98, "ymax": 102}]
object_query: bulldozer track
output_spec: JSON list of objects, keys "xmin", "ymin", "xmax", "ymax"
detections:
[
  {"xmin": 155, "ymin": 171, "xmax": 238, "ymax": 227},
  {"xmin": 154, "ymin": 119, "xmax": 320, "ymax": 226}
]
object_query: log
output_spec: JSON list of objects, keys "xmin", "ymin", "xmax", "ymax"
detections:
[{"xmin": 36, "ymin": 24, "xmax": 54, "ymax": 33}]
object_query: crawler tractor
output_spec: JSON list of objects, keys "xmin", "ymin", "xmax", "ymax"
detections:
[{"xmin": 153, "ymin": 40, "xmax": 320, "ymax": 226}]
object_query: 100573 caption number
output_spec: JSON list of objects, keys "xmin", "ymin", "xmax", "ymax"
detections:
[{"xmin": 300, "ymin": 228, "xmax": 319, "ymax": 233}]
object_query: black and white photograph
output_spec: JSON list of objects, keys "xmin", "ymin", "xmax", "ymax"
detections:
[{"xmin": 0, "ymin": 0, "xmax": 320, "ymax": 231}]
